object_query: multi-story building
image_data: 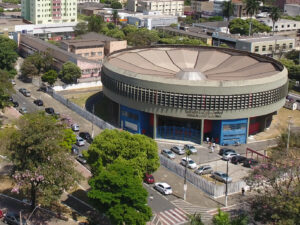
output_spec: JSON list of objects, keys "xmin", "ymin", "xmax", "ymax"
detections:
[
  {"xmin": 191, "ymin": 0, "xmax": 214, "ymax": 17},
  {"xmin": 77, "ymin": 0, "xmax": 99, "ymax": 4},
  {"xmin": 21, "ymin": 0, "xmax": 77, "ymax": 24},
  {"xmin": 259, "ymin": 18, "xmax": 300, "ymax": 32},
  {"xmin": 284, "ymin": 4, "xmax": 300, "ymax": 16},
  {"xmin": 276, "ymin": 0, "xmax": 300, "ymax": 9},
  {"xmin": 127, "ymin": 0, "xmax": 184, "ymax": 16}
]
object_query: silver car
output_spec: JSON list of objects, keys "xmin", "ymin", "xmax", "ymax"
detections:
[
  {"xmin": 184, "ymin": 144, "xmax": 197, "ymax": 154},
  {"xmin": 212, "ymin": 171, "xmax": 232, "ymax": 183},
  {"xmin": 195, "ymin": 165, "xmax": 213, "ymax": 175},
  {"xmin": 19, "ymin": 107, "xmax": 28, "ymax": 114},
  {"xmin": 171, "ymin": 146, "xmax": 185, "ymax": 155},
  {"xmin": 161, "ymin": 149, "xmax": 176, "ymax": 159},
  {"xmin": 76, "ymin": 136, "xmax": 85, "ymax": 146}
]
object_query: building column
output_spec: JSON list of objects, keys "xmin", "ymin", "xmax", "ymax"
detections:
[
  {"xmin": 200, "ymin": 119, "xmax": 204, "ymax": 145},
  {"xmin": 153, "ymin": 114, "xmax": 157, "ymax": 139},
  {"xmin": 246, "ymin": 117, "xmax": 250, "ymax": 144},
  {"xmin": 118, "ymin": 104, "xmax": 121, "ymax": 128}
]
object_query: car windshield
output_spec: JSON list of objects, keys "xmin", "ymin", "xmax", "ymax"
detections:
[
  {"xmin": 221, "ymin": 174, "xmax": 228, "ymax": 178},
  {"xmin": 188, "ymin": 160, "xmax": 195, "ymax": 164},
  {"xmin": 166, "ymin": 187, "xmax": 171, "ymax": 190},
  {"xmin": 167, "ymin": 150, "xmax": 173, "ymax": 154}
]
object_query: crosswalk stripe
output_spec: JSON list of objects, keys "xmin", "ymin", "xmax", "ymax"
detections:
[
  {"xmin": 158, "ymin": 212, "xmax": 172, "ymax": 225},
  {"xmin": 164, "ymin": 210, "xmax": 182, "ymax": 223},
  {"xmin": 160, "ymin": 211, "xmax": 177, "ymax": 224},
  {"xmin": 169, "ymin": 208, "xmax": 187, "ymax": 220},
  {"xmin": 173, "ymin": 208, "xmax": 188, "ymax": 218}
]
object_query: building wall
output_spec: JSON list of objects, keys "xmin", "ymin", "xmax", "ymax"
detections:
[
  {"xmin": 77, "ymin": 0, "xmax": 98, "ymax": 3},
  {"xmin": 260, "ymin": 18, "xmax": 300, "ymax": 32},
  {"xmin": 21, "ymin": 0, "xmax": 77, "ymax": 25},
  {"xmin": 105, "ymin": 40, "xmax": 127, "ymax": 55},
  {"xmin": 191, "ymin": 1, "xmax": 214, "ymax": 14},
  {"xmin": 71, "ymin": 46, "xmax": 104, "ymax": 62},
  {"xmin": 284, "ymin": 4, "xmax": 300, "ymax": 17}
]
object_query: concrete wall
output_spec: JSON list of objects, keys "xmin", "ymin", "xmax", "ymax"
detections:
[
  {"xmin": 105, "ymin": 40, "xmax": 127, "ymax": 55},
  {"xmin": 284, "ymin": 4, "xmax": 300, "ymax": 16}
]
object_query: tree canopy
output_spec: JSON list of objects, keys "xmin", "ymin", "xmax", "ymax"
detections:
[
  {"xmin": 245, "ymin": 132, "xmax": 300, "ymax": 224},
  {"xmin": 111, "ymin": 1, "xmax": 122, "ymax": 9},
  {"xmin": 0, "ymin": 35, "xmax": 18, "ymax": 72},
  {"xmin": 88, "ymin": 15, "xmax": 104, "ymax": 33},
  {"xmin": 74, "ymin": 22, "xmax": 88, "ymax": 36},
  {"xmin": 41, "ymin": 69, "xmax": 58, "ymax": 85},
  {"xmin": 280, "ymin": 58, "xmax": 300, "ymax": 81},
  {"xmin": 229, "ymin": 18, "xmax": 271, "ymax": 35},
  {"xmin": 59, "ymin": 61, "xmax": 81, "ymax": 84},
  {"xmin": 88, "ymin": 162, "xmax": 152, "ymax": 225},
  {"xmin": 5, "ymin": 112, "xmax": 80, "ymax": 209},
  {"xmin": 85, "ymin": 129, "xmax": 160, "ymax": 177},
  {"xmin": 126, "ymin": 28, "xmax": 160, "ymax": 46},
  {"xmin": 0, "ymin": 70, "xmax": 14, "ymax": 109}
]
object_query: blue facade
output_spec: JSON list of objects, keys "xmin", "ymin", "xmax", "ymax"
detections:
[
  {"xmin": 157, "ymin": 126, "xmax": 201, "ymax": 143},
  {"xmin": 120, "ymin": 105, "xmax": 152, "ymax": 137},
  {"xmin": 219, "ymin": 119, "xmax": 248, "ymax": 146}
]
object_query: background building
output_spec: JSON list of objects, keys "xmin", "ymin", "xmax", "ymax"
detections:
[
  {"xmin": 127, "ymin": 0, "xmax": 184, "ymax": 16},
  {"xmin": 284, "ymin": 4, "xmax": 300, "ymax": 16},
  {"xmin": 191, "ymin": 0, "xmax": 214, "ymax": 17},
  {"xmin": 101, "ymin": 46, "xmax": 288, "ymax": 145},
  {"xmin": 21, "ymin": 0, "xmax": 77, "ymax": 24}
]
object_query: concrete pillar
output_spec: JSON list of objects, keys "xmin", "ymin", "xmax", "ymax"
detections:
[
  {"xmin": 153, "ymin": 114, "xmax": 157, "ymax": 139},
  {"xmin": 246, "ymin": 117, "xmax": 250, "ymax": 144},
  {"xmin": 200, "ymin": 119, "xmax": 204, "ymax": 145},
  {"xmin": 118, "ymin": 104, "xmax": 121, "ymax": 128}
]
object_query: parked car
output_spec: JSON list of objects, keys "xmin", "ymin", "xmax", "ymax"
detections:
[
  {"xmin": 212, "ymin": 171, "xmax": 232, "ymax": 183},
  {"xmin": 71, "ymin": 146, "xmax": 79, "ymax": 155},
  {"xmin": 76, "ymin": 154, "xmax": 87, "ymax": 164},
  {"xmin": 3, "ymin": 212, "xmax": 27, "ymax": 225},
  {"xmin": 194, "ymin": 165, "xmax": 213, "ymax": 175},
  {"xmin": 76, "ymin": 136, "xmax": 85, "ymax": 146},
  {"xmin": 243, "ymin": 158, "xmax": 259, "ymax": 168},
  {"xmin": 219, "ymin": 148, "xmax": 235, "ymax": 156},
  {"xmin": 79, "ymin": 132, "xmax": 93, "ymax": 143},
  {"xmin": 9, "ymin": 96, "xmax": 13, "ymax": 102},
  {"xmin": 184, "ymin": 144, "xmax": 197, "ymax": 154},
  {"xmin": 33, "ymin": 99, "xmax": 43, "ymax": 106},
  {"xmin": 154, "ymin": 182, "xmax": 172, "ymax": 195},
  {"xmin": 144, "ymin": 174, "xmax": 155, "ymax": 184},
  {"xmin": 12, "ymin": 101, "xmax": 19, "ymax": 107},
  {"xmin": 180, "ymin": 157, "xmax": 197, "ymax": 169},
  {"xmin": 231, "ymin": 155, "xmax": 247, "ymax": 164},
  {"xmin": 11, "ymin": 80, "xmax": 16, "ymax": 85},
  {"xmin": 171, "ymin": 146, "xmax": 185, "ymax": 155},
  {"xmin": 18, "ymin": 88, "xmax": 26, "ymax": 94},
  {"xmin": 45, "ymin": 107, "xmax": 55, "ymax": 115},
  {"xmin": 23, "ymin": 90, "xmax": 31, "ymax": 97},
  {"xmin": 161, "ymin": 149, "xmax": 176, "ymax": 159},
  {"xmin": 71, "ymin": 124, "xmax": 80, "ymax": 132},
  {"xmin": 0, "ymin": 209, "xmax": 4, "ymax": 218},
  {"xmin": 222, "ymin": 152, "xmax": 239, "ymax": 161},
  {"xmin": 19, "ymin": 107, "xmax": 28, "ymax": 114}
]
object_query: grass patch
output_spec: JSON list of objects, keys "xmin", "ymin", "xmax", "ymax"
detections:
[{"xmin": 66, "ymin": 91, "xmax": 100, "ymax": 108}]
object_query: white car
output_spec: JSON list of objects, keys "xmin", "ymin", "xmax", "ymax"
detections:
[
  {"xmin": 19, "ymin": 107, "xmax": 28, "ymax": 114},
  {"xmin": 181, "ymin": 157, "xmax": 197, "ymax": 169},
  {"xmin": 171, "ymin": 146, "xmax": 185, "ymax": 155},
  {"xmin": 76, "ymin": 136, "xmax": 85, "ymax": 146},
  {"xmin": 161, "ymin": 149, "xmax": 176, "ymax": 159},
  {"xmin": 222, "ymin": 152, "xmax": 239, "ymax": 161},
  {"xmin": 184, "ymin": 144, "xmax": 197, "ymax": 154},
  {"xmin": 71, "ymin": 123, "xmax": 80, "ymax": 132},
  {"xmin": 154, "ymin": 182, "xmax": 173, "ymax": 195}
]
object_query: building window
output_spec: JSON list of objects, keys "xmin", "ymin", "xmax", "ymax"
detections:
[
  {"xmin": 262, "ymin": 45, "xmax": 266, "ymax": 51},
  {"xmin": 84, "ymin": 53, "xmax": 89, "ymax": 56},
  {"xmin": 275, "ymin": 25, "xmax": 278, "ymax": 28},
  {"xmin": 98, "ymin": 52, "xmax": 102, "ymax": 56},
  {"xmin": 268, "ymin": 45, "xmax": 273, "ymax": 50},
  {"xmin": 294, "ymin": 24, "xmax": 296, "ymax": 27},
  {"xmin": 254, "ymin": 46, "xmax": 259, "ymax": 52},
  {"xmin": 283, "ymin": 43, "xmax": 286, "ymax": 49},
  {"xmin": 91, "ymin": 52, "xmax": 96, "ymax": 56},
  {"xmin": 287, "ymin": 24, "xmax": 290, "ymax": 28},
  {"xmin": 276, "ymin": 44, "xmax": 280, "ymax": 50},
  {"xmin": 289, "ymin": 43, "xmax": 293, "ymax": 48},
  {"xmin": 281, "ymin": 25, "xmax": 284, "ymax": 28}
]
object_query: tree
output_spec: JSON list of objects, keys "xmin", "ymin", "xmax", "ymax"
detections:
[
  {"xmin": 59, "ymin": 61, "xmax": 81, "ymax": 84},
  {"xmin": 0, "ymin": 36, "xmax": 18, "ymax": 71},
  {"xmin": 20, "ymin": 59, "xmax": 39, "ymax": 80},
  {"xmin": 212, "ymin": 208, "xmax": 230, "ymax": 225},
  {"xmin": 126, "ymin": 28, "xmax": 159, "ymax": 46},
  {"xmin": 280, "ymin": 58, "xmax": 300, "ymax": 81},
  {"xmin": 85, "ymin": 129, "xmax": 160, "ymax": 177},
  {"xmin": 88, "ymin": 162, "xmax": 152, "ymax": 225},
  {"xmin": 88, "ymin": 15, "xmax": 104, "ymax": 33},
  {"xmin": 41, "ymin": 70, "xmax": 58, "ymax": 86},
  {"xmin": 159, "ymin": 36, "xmax": 207, "ymax": 46},
  {"xmin": 0, "ymin": 70, "xmax": 14, "ymax": 109},
  {"xmin": 122, "ymin": 25, "xmax": 138, "ymax": 36},
  {"xmin": 6, "ymin": 112, "xmax": 80, "ymax": 209},
  {"xmin": 222, "ymin": 1, "xmax": 234, "ymax": 33},
  {"xmin": 244, "ymin": 132, "xmax": 300, "ymax": 224},
  {"xmin": 74, "ymin": 22, "xmax": 88, "ymax": 36},
  {"xmin": 106, "ymin": 28, "xmax": 125, "ymax": 39},
  {"xmin": 188, "ymin": 213, "xmax": 204, "ymax": 225},
  {"xmin": 0, "ymin": 7, "xmax": 4, "ymax": 13},
  {"xmin": 229, "ymin": 18, "xmax": 271, "ymax": 35},
  {"xmin": 112, "ymin": 9, "xmax": 119, "ymax": 24},
  {"xmin": 245, "ymin": 0, "xmax": 260, "ymax": 35},
  {"xmin": 270, "ymin": 7, "xmax": 281, "ymax": 36},
  {"xmin": 111, "ymin": 1, "xmax": 122, "ymax": 9}
]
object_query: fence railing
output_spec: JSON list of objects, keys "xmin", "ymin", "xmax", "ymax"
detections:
[
  {"xmin": 159, "ymin": 155, "xmax": 246, "ymax": 198},
  {"xmin": 47, "ymin": 88, "xmax": 115, "ymax": 130}
]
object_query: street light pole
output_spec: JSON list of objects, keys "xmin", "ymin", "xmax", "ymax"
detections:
[
  {"xmin": 183, "ymin": 147, "xmax": 189, "ymax": 201},
  {"xmin": 91, "ymin": 104, "xmax": 95, "ymax": 138},
  {"xmin": 225, "ymin": 159, "xmax": 229, "ymax": 207},
  {"xmin": 287, "ymin": 116, "xmax": 292, "ymax": 151},
  {"xmin": 26, "ymin": 204, "xmax": 40, "ymax": 225}
]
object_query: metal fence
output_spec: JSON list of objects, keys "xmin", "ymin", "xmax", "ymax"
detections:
[
  {"xmin": 159, "ymin": 155, "xmax": 247, "ymax": 198},
  {"xmin": 47, "ymin": 88, "xmax": 115, "ymax": 130}
]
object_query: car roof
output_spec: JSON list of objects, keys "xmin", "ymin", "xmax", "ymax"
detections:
[{"xmin": 157, "ymin": 182, "xmax": 170, "ymax": 187}]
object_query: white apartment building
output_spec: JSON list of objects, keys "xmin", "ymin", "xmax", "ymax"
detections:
[
  {"xmin": 127, "ymin": 0, "xmax": 184, "ymax": 16},
  {"xmin": 259, "ymin": 18, "xmax": 300, "ymax": 32},
  {"xmin": 21, "ymin": 0, "xmax": 77, "ymax": 24},
  {"xmin": 77, "ymin": 0, "xmax": 99, "ymax": 3}
]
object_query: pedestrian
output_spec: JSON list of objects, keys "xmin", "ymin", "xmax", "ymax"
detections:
[
  {"xmin": 212, "ymin": 142, "xmax": 216, "ymax": 148},
  {"xmin": 206, "ymin": 137, "xmax": 210, "ymax": 144},
  {"xmin": 211, "ymin": 137, "xmax": 215, "ymax": 143},
  {"xmin": 242, "ymin": 187, "xmax": 245, "ymax": 196},
  {"xmin": 210, "ymin": 146, "xmax": 214, "ymax": 153}
]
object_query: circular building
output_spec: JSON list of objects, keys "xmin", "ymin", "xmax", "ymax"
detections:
[{"xmin": 101, "ymin": 46, "xmax": 288, "ymax": 145}]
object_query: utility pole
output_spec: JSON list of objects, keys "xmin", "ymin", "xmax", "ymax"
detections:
[
  {"xmin": 19, "ymin": 210, "xmax": 22, "ymax": 225},
  {"xmin": 287, "ymin": 116, "xmax": 292, "ymax": 151},
  {"xmin": 183, "ymin": 147, "xmax": 189, "ymax": 201},
  {"xmin": 225, "ymin": 159, "xmax": 229, "ymax": 207},
  {"xmin": 91, "ymin": 104, "xmax": 95, "ymax": 138}
]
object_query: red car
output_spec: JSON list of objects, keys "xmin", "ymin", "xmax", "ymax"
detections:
[
  {"xmin": 0, "ymin": 209, "xmax": 4, "ymax": 219},
  {"xmin": 144, "ymin": 174, "xmax": 155, "ymax": 184}
]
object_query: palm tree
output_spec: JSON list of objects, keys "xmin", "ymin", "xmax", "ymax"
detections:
[
  {"xmin": 112, "ymin": 10, "xmax": 119, "ymax": 25},
  {"xmin": 222, "ymin": 0, "xmax": 234, "ymax": 33},
  {"xmin": 245, "ymin": 0, "xmax": 260, "ymax": 36},
  {"xmin": 188, "ymin": 213, "xmax": 204, "ymax": 225},
  {"xmin": 270, "ymin": 7, "xmax": 281, "ymax": 36}
]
